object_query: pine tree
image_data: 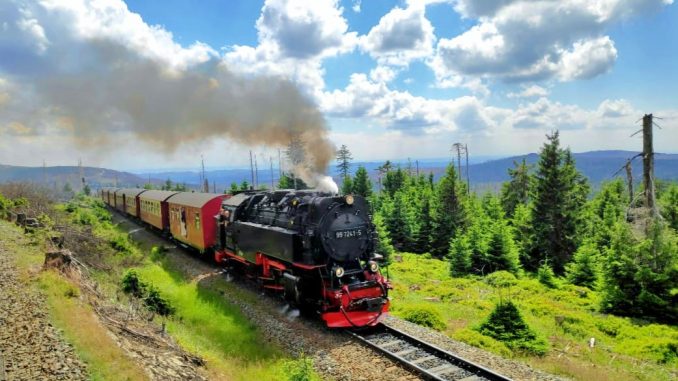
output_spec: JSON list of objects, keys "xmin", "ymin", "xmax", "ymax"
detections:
[
  {"xmin": 413, "ymin": 198, "xmax": 432, "ymax": 254},
  {"xmin": 240, "ymin": 180, "xmax": 250, "ymax": 191},
  {"xmin": 384, "ymin": 192, "xmax": 414, "ymax": 251},
  {"xmin": 278, "ymin": 172, "xmax": 308, "ymax": 190},
  {"xmin": 82, "ymin": 184, "xmax": 91, "ymax": 196},
  {"xmin": 430, "ymin": 164, "xmax": 465, "ymax": 258},
  {"xmin": 477, "ymin": 301, "xmax": 547, "ymax": 356},
  {"xmin": 229, "ymin": 182, "xmax": 239, "ymax": 194},
  {"xmin": 511, "ymin": 203, "xmax": 533, "ymax": 267},
  {"xmin": 373, "ymin": 212, "xmax": 394, "ymax": 265},
  {"xmin": 661, "ymin": 184, "xmax": 678, "ymax": 231},
  {"xmin": 530, "ymin": 132, "xmax": 586, "ymax": 274},
  {"xmin": 500, "ymin": 159, "xmax": 531, "ymax": 217},
  {"xmin": 485, "ymin": 223, "xmax": 521, "ymax": 275},
  {"xmin": 163, "ymin": 178, "xmax": 173, "ymax": 191},
  {"xmin": 341, "ymin": 176, "xmax": 353, "ymax": 195},
  {"xmin": 384, "ymin": 167, "xmax": 406, "ymax": 197},
  {"xmin": 566, "ymin": 240, "xmax": 600, "ymax": 289},
  {"xmin": 449, "ymin": 234, "xmax": 472, "ymax": 276},
  {"xmin": 336, "ymin": 144, "xmax": 353, "ymax": 179},
  {"xmin": 353, "ymin": 166, "xmax": 372, "ymax": 197}
]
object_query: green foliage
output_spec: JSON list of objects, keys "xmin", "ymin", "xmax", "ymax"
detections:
[
  {"xmin": 660, "ymin": 183, "xmax": 678, "ymax": 231},
  {"xmin": 373, "ymin": 212, "xmax": 394, "ymax": 265},
  {"xmin": 566, "ymin": 240, "xmax": 600, "ymax": 289},
  {"xmin": 413, "ymin": 198, "xmax": 432, "ymax": 254},
  {"xmin": 121, "ymin": 269, "xmax": 174, "ymax": 316},
  {"xmin": 477, "ymin": 301, "xmax": 548, "ymax": 356},
  {"xmin": 382, "ymin": 193, "xmax": 414, "ymax": 251},
  {"xmin": 537, "ymin": 263, "xmax": 558, "ymax": 289},
  {"xmin": 283, "ymin": 355, "xmax": 318, "ymax": 381},
  {"xmin": 600, "ymin": 221, "xmax": 678, "ymax": 323},
  {"xmin": 229, "ymin": 182, "xmax": 239, "ymax": 194},
  {"xmin": 121, "ymin": 269, "xmax": 145, "ymax": 298},
  {"xmin": 510, "ymin": 203, "xmax": 532, "ymax": 265},
  {"xmin": 383, "ymin": 167, "xmax": 406, "ymax": 197},
  {"xmin": 336, "ymin": 144, "xmax": 353, "ymax": 179},
  {"xmin": 530, "ymin": 131, "xmax": 588, "ymax": 274},
  {"xmin": 352, "ymin": 166, "xmax": 372, "ymax": 197},
  {"xmin": 500, "ymin": 158, "xmax": 531, "ymax": 217},
  {"xmin": 340, "ymin": 176, "xmax": 353, "ymax": 195},
  {"xmin": 110, "ymin": 235, "xmax": 133, "ymax": 254},
  {"xmin": 430, "ymin": 164, "xmax": 465, "ymax": 257},
  {"xmin": 400, "ymin": 305, "xmax": 446, "ymax": 331},
  {"xmin": 240, "ymin": 180, "xmax": 250, "ymax": 191},
  {"xmin": 278, "ymin": 172, "xmax": 308, "ymax": 190},
  {"xmin": 82, "ymin": 184, "xmax": 91, "ymax": 196}
]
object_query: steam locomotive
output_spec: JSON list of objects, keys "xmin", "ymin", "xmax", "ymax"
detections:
[
  {"xmin": 100, "ymin": 187, "xmax": 390, "ymax": 328},
  {"xmin": 215, "ymin": 190, "xmax": 391, "ymax": 328}
]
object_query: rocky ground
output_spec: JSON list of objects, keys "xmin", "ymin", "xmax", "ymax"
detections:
[
  {"xmin": 114, "ymin": 213, "xmax": 569, "ymax": 381},
  {"xmin": 0, "ymin": 224, "xmax": 88, "ymax": 381}
]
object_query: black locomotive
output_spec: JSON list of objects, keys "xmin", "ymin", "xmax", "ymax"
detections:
[{"xmin": 215, "ymin": 190, "xmax": 390, "ymax": 328}]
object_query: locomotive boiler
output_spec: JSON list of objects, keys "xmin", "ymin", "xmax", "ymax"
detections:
[{"xmin": 214, "ymin": 190, "xmax": 390, "ymax": 328}]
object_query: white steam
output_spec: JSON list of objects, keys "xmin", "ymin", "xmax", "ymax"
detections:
[{"xmin": 315, "ymin": 175, "xmax": 339, "ymax": 194}]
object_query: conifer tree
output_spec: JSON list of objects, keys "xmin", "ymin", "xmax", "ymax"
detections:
[
  {"xmin": 566, "ymin": 240, "xmax": 600, "ymax": 289},
  {"xmin": 661, "ymin": 184, "xmax": 678, "ymax": 231},
  {"xmin": 341, "ymin": 176, "xmax": 353, "ymax": 195},
  {"xmin": 485, "ymin": 223, "xmax": 521, "ymax": 275},
  {"xmin": 229, "ymin": 182, "xmax": 239, "ymax": 194},
  {"xmin": 373, "ymin": 212, "xmax": 394, "ymax": 265},
  {"xmin": 336, "ymin": 144, "xmax": 353, "ymax": 179},
  {"xmin": 500, "ymin": 158, "xmax": 531, "ymax": 216},
  {"xmin": 430, "ymin": 164, "xmax": 465, "ymax": 257},
  {"xmin": 530, "ymin": 131, "xmax": 586, "ymax": 274},
  {"xmin": 383, "ymin": 192, "xmax": 414, "ymax": 251},
  {"xmin": 413, "ymin": 198, "xmax": 433, "ymax": 253},
  {"xmin": 353, "ymin": 166, "xmax": 372, "ymax": 197},
  {"xmin": 384, "ymin": 167, "xmax": 406, "ymax": 197},
  {"xmin": 449, "ymin": 234, "xmax": 472, "ymax": 276},
  {"xmin": 511, "ymin": 203, "xmax": 533, "ymax": 266}
]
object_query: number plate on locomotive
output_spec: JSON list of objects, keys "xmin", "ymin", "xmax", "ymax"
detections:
[{"xmin": 335, "ymin": 228, "xmax": 362, "ymax": 239}]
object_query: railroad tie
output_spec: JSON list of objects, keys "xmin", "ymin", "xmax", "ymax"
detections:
[
  {"xmin": 427, "ymin": 363, "xmax": 456, "ymax": 375},
  {"xmin": 393, "ymin": 347, "xmax": 417, "ymax": 357},
  {"xmin": 410, "ymin": 355, "xmax": 437, "ymax": 365},
  {"xmin": 378, "ymin": 340, "xmax": 402, "ymax": 348},
  {"xmin": 458, "ymin": 376, "xmax": 485, "ymax": 381}
]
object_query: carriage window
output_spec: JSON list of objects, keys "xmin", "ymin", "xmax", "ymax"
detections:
[{"xmin": 195, "ymin": 213, "xmax": 201, "ymax": 230}]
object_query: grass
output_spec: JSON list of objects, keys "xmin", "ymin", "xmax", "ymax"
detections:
[
  {"xmin": 1, "ymin": 220, "xmax": 148, "ymax": 381},
  {"xmin": 386, "ymin": 252, "xmax": 678, "ymax": 381},
  {"xmin": 57, "ymin": 196, "xmax": 316, "ymax": 380}
]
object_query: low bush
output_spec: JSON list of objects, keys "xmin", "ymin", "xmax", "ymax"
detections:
[
  {"xmin": 400, "ymin": 305, "xmax": 446, "ymax": 331},
  {"xmin": 121, "ymin": 269, "xmax": 174, "ymax": 316},
  {"xmin": 477, "ymin": 301, "xmax": 548, "ymax": 356},
  {"xmin": 121, "ymin": 269, "xmax": 145, "ymax": 298},
  {"xmin": 283, "ymin": 355, "xmax": 318, "ymax": 381},
  {"xmin": 110, "ymin": 235, "xmax": 132, "ymax": 254},
  {"xmin": 537, "ymin": 264, "xmax": 558, "ymax": 289}
]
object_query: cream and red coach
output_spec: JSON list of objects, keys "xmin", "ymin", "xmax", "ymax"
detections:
[
  {"xmin": 137, "ymin": 190, "xmax": 179, "ymax": 232},
  {"xmin": 117, "ymin": 188, "xmax": 147, "ymax": 218},
  {"xmin": 166, "ymin": 192, "xmax": 229, "ymax": 252}
]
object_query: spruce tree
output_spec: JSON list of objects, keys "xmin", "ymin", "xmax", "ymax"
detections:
[
  {"xmin": 485, "ymin": 223, "xmax": 521, "ymax": 275},
  {"xmin": 384, "ymin": 167, "xmax": 406, "ymax": 197},
  {"xmin": 373, "ymin": 212, "xmax": 394, "ymax": 265},
  {"xmin": 511, "ymin": 203, "xmax": 533, "ymax": 266},
  {"xmin": 341, "ymin": 176, "xmax": 353, "ymax": 195},
  {"xmin": 336, "ymin": 144, "xmax": 353, "ymax": 179},
  {"xmin": 353, "ymin": 166, "xmax": 372, "ymax": 197},
  {"xmin": 384, "ymin": 192, "xmax": 414, "ymax": 251},
  {"xmin": 566, "ymin": 240, "xmax": 600, "ymax": 289},
  {"xmin": 430, "ymin": 164, "xmax": 465, "ymax": 258},
  {"xmin": 500, "ymin": 158, "xmax": 531, "ymax": 217},
  {"xmin": 530, "ymin": 132, "xmax": 586, "ymax": 274},
  {"xmin": 449, "ymin": 234, "xmax": 472, "ymax": 276},
  {"xmin": 661, "ymin": 184, "xmax": 678, "ymax": 231},
  {"xmin": 413, "ymin": 198, "xmax": 433, "ymax": 254},
  {"xmin": 229, "ymin": 182, "xmax": 239, "ymax": 194}
]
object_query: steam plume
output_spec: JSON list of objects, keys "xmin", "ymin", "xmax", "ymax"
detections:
[{"xmin": 0, "ymin": 1, "xmax": 335, "ymax": 181}]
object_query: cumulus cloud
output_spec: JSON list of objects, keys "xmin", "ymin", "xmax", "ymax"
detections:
[
  {"xmin": 0, "ymin": 0, "xmax": 336, "ymax": 180},
  {"xmin": 433, "ymin": 0, "xmax": 672, "ymax": 85},
  {"xmin": 507, "ymin": 84, "xmax": 550, "ymax": 98},
  {"xmin": 224, "ymin": 0, "xmax": 357, "ymax": 96},
  {"xmin": 360, "ymin": 3, "xmax": 435, "ymax": 65}
]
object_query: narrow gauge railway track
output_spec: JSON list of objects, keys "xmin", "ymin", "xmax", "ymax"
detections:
[{"xmin": 348, "ymin": 323, "xmax": 512, "ymax": 381}]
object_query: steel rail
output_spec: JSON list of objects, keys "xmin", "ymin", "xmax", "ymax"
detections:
[{"xmin": 348, "ymin": 323, "xmax": 512, "ymax": 381}]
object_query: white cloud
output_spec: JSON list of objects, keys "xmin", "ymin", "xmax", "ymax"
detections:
[
  {"xmin": 507, "ymin": 84, "xmax": 550, "ymax": 98},
  {"xmin": 360, "ymin": 3, "xmax": 435, "ymax": 66},
  {"xmin": 597, "ymin": 99, "xmax": 634, "ymax": 118},
  {"xmin": 433, "ymin": 0, "xmax": 671, "ymax": 85},
  {"xmin": 224, "ymin": 0, "xmax": 357, "ymax": 96},
  {"xmin": 352, "ymin": 0, "xmax": 361, "ymax": 13}
]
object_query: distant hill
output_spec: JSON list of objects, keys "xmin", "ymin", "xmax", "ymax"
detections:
[
  {"xmin": 0, "ymin": 164, "xmax": 155, "ymax": 190},
  {"xmin": 3, "ymin": 150, "xmax": 677, "ymax": 192}
]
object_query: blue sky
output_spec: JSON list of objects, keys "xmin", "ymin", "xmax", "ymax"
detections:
[{"xmin": 0, "ymin": 0, "xmax": 676, "ymax": 171}]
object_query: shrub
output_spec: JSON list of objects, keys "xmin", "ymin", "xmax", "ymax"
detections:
[
  {"xmin": 283, "ymin": 355, "xmax": 318, "ymax": 381},
  {"xmin": 537, "ymin": 263, "xmax": 558, "ymax": 289},
  {"xmin": 121, "ymin": 269, "xmax": 145, "ymax": 298},
  {"xmin": 144, "ymin": 286, "xmax": 175, "ymax": 316},
  {"xmin": 477, "ymin": 301, "xmax": 548, "ymax": 356},
  {"xmin": 401, "ymin": 305, "xmax": 446, "ymax": 331},
  {"xmin": 110, "ymin": 235, "xmax": 132, "ymax": 254}
]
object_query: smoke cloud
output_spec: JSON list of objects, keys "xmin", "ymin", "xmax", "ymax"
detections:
[{"xmin": 0, "ymin": 0, "xmax": 335, "ymax": 181}]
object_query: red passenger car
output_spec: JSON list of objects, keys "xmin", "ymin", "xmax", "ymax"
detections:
[
  {"xmin": 118, "ymin": 188, "xmax": 147, "ymax": 218},
  {"xmin": 167, "ymin": 192, "xmax": 229, "ymax": 252}
]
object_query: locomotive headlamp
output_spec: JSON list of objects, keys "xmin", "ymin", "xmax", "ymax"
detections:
[
  {"xmin": 345, "ymin": 195, "xmax": 354, "ymax": 205},
  {"xmin": 368, "ymin": 261, "xmax": 379, "ymax": 273},
  {"xmin": 334, "ymin": 266, "xmax": 345, "ymax": 278}
]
